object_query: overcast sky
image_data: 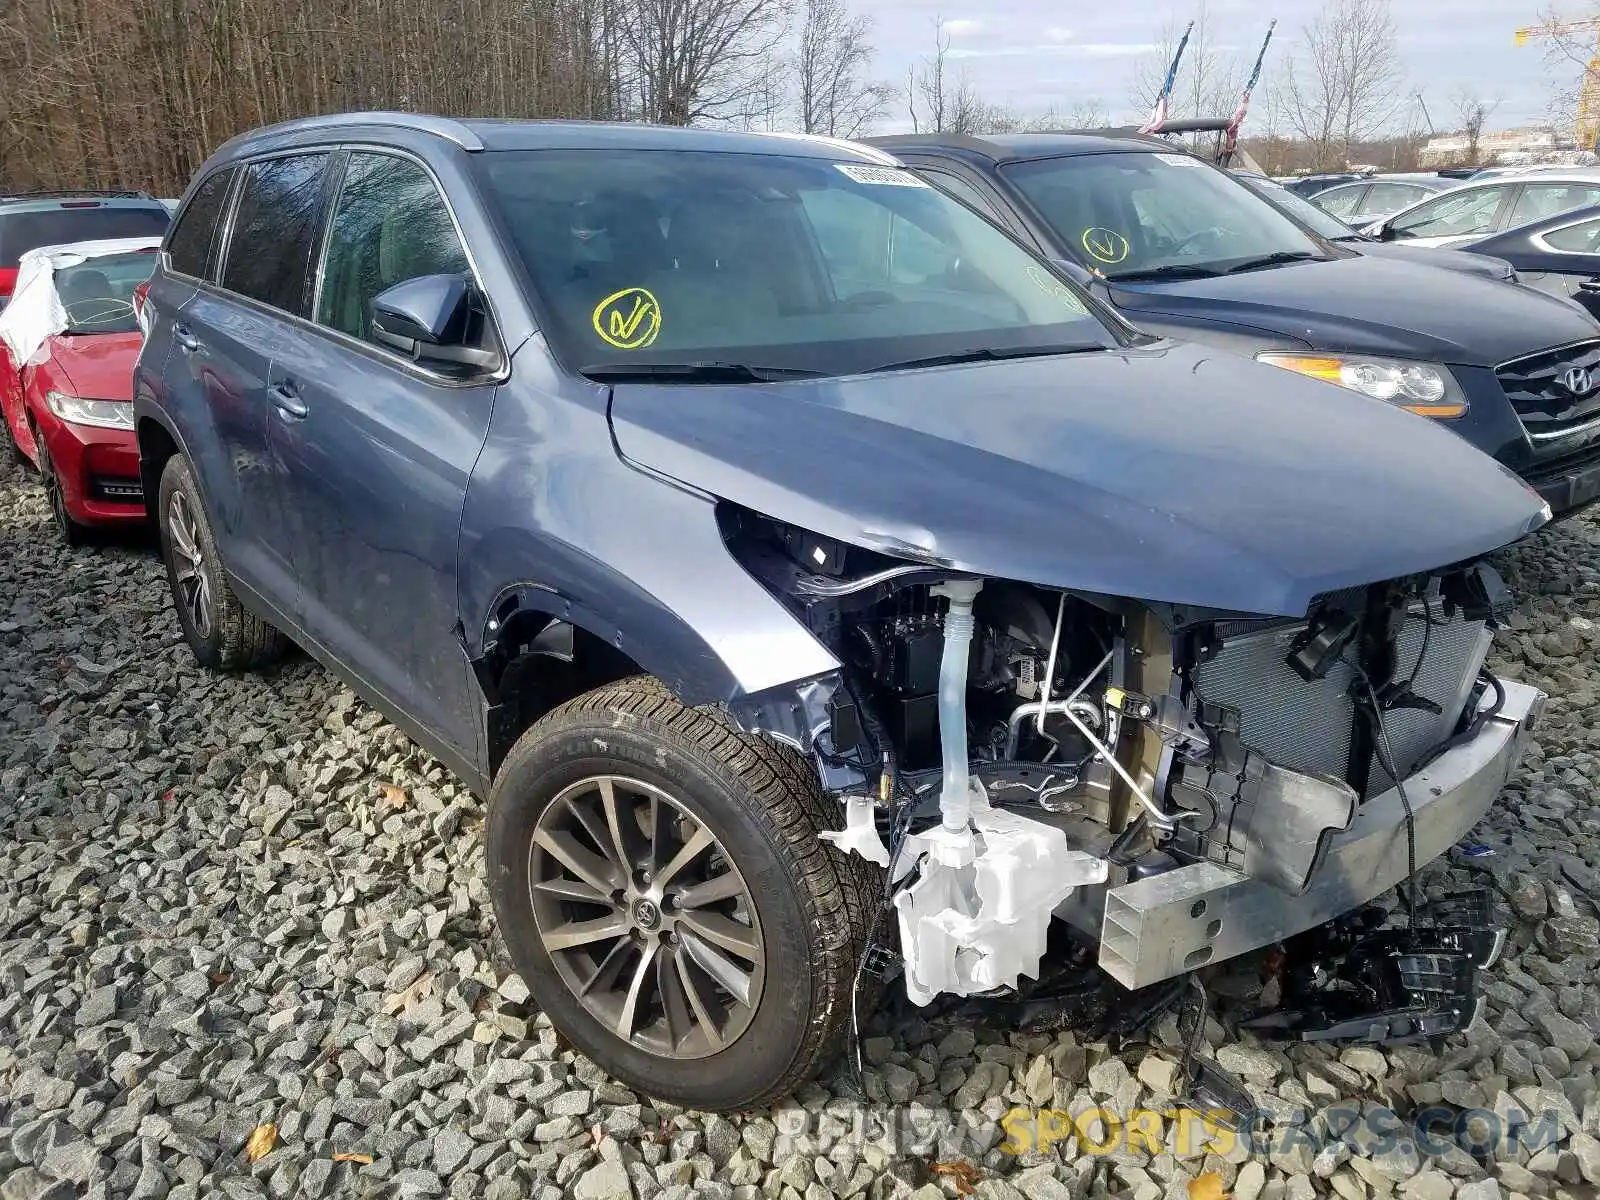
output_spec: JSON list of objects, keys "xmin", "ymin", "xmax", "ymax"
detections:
[{"xmin": 862, "ymin": 0, "xmax": 1557, "ymax": 135}]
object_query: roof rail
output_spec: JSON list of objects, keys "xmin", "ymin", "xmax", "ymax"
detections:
[
  {"xmin": 223, "ymin": 111, "xmax": 485, "ymax": 152},
  {"xmin": 0, "ymin": 189, "xmax": 157, "ymax": 201}
]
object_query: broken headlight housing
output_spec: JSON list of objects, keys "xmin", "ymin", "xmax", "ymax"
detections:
[{"xmin": 1255, "ymin": 353, "xmax": 1467, "ymax": 419}]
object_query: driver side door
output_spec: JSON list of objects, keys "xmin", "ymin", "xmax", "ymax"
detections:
[{"xmin": 266, "ymin": 149, "xmax": 500, "ymax": 762}]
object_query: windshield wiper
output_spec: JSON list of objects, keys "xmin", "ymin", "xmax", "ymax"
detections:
[
  {"xmin": 1223, "ymin": 250, "xmax": 1327, "ymax": 274},
  {"xmin": 1103, "ymin": 264, "xmax": 1223, "ymax": 281},
  {"xmin": 579, "ymin": 361, "xmax": 826, "ymax": 383},
  {"xmin": 863, "ymin": 343, "xmax": 1104, "ymax": 373}
]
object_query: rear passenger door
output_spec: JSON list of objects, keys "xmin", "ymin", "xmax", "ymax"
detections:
[
  {"xmin": 267, "ymin": 149, "xmax": 500, "ymax": 762},
  {"xmin": 177, "ymin": 151, "xmax": 333, "ymax": 612}
]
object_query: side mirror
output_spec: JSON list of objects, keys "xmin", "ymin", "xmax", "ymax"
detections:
[
  {"xmin": 1372, "ymin": 221, "xmax": 1396, "ymax": 243},
  {"xmin": 372, "ymin": 275, "xmax": 497, "ymax": 370}
]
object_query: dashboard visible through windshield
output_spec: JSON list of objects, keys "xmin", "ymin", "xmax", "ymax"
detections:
[
  {"xmin": 1003, "ymin": 151, "xmax": 1334, "ymax": 280},
  {"xmin": 475, "ymin": 149, "xmax": 1125, "ymax": 378}
]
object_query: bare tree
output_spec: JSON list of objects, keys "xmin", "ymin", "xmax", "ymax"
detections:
[
  {"xmin": 907, "ymin": 16, "xmax": 984, "ymax": 134},
  {"xmin": 792, "ymin": 0, "xmax": 890, "ymax": 137},
  {"xmin": 1062, "ymin": 99, "xmax": 1111, "ymax": 129},
  {"xmin": 618, "ymin": 0, "xmax": 795, "ymax": 125},
  {"xmin": 1450, "ymin": 86, "xmax": 1502, "ymax": 165},
  {"xmin": 1275, "ymin": 0, "xmax": 1405, "ymax": 170}
]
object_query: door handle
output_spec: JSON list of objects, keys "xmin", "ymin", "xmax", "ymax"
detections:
[
  {"xmin": 173, "ymin": 325, "xmax": 201, "ymax": 353},
  {"xmin": 267, "ymin": 382, "xmax": 308, "ymax": 419}
]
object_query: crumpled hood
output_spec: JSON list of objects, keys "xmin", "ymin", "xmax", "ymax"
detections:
[
  {"xmin": 44, "ymin": 331, "xmax": 141, "ymax": 400},
  {"xmin": 1107, "ymin": 255, "xmax": 1599, "ymax": 363},
  {"xmin": 609, "ymin": 341, "xmax": 1547, "ymax": 617}
]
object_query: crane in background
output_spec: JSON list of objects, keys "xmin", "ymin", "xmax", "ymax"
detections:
[{"xmin": 1515, "ymin": 17, "xmax": 1600, "ymax": 150}]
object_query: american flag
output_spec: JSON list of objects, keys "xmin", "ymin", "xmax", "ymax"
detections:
[
  {"xmin": 1140, "ymin": 21, "xmax": 1193, "ymax": 135},
  {"xmin": 1224, "ymin": 22, "xmax": 1277, "ymax": 160}
]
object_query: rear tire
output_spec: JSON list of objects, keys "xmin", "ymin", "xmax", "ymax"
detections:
[
  {"xmin": 156, "ymin": 455, "xmax": 287, "ymax": 670},
  {"xmin": 485, "ymin": 676, "xmax": 879, "ymax": 1111}
]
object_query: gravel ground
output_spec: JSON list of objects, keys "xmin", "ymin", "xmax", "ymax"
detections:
[{"xmin": 4, "ymin": 458, "xmax": 1600, "ymax": 1200}]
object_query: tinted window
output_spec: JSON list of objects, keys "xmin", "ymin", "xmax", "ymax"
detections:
[
  {"xmin": 1509, "ymin": 184, "xmax": 1600, "ymax": 227},
  {"xmin": 221, "ymin": 153, "xmax": 330, "ymax": 315},
  {"xmin": 1314, "ymin": 185, "xmax": 1365, "ymax": 219},
  {"xmin": 475, "ymin": 149, "xmax": 1115, "ymax": 377},
  {"xmin": 1544, "ymin": 215, "xmax": 1600, "ymax": 253},
  {"xmin": 167, "ymin": 168, "xmax": 235, "ymax": 279},
  {"xmin": 1390, "ymin": 186, "xmax": 1507, "ymax": 240},
  {"xmin": 316, "ymin": 153, "xmax": 470, "ymax": 343},
  {"xmin": 1001, "ymin": 151, "xmax": 1327, "ymax": 279},
  {"xmin": 0, "ymin": 206, "xmax": 170, "ymax": 267}
]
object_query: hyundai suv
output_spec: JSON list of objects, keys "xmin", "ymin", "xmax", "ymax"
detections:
[
  {"xmin": 136, "ymin": 113, "xmax": 1546, "ymax": 1110},
  {"xmin": 868, "ymin": 132, "xmax": 1600, "ymax": 514}
]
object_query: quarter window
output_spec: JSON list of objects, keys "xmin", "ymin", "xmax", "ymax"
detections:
[
  {"xmin": 316, "ymin": 153, "xmax": 471, "ymax": 344},
  {"xmin": 167, "ymin": 167, "xmax": 235, "ymax": 280},
  {"xmin": 1544, "ymin": 215, "xmax": 1600, "ymax": 253},
  {"xmin": 220, "ymin": 153, "xmax": 331, "ymax": 316}
]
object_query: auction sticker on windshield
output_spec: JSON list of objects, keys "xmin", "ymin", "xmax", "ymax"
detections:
[
  {"xmin": 593, "ymin": 287, "xmax": 661, "ymax": 350},
  {"xmin": 835, "ymin": 164, "xmax": 929, "ymax": 187},
  {"xmin": 1155, "ymin": 153, "xmax": 1204, "ymax": 168},
  {"xmin": 1081, "ymin": 228, "xmax": 1130, "ymax": 265}
]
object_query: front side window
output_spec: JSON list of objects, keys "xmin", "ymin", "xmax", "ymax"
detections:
[
  {"xmin": 1238, "ymin": 177, "xmax": 1355, "ymax": 238},
  {"xmin": 921, "ymin": 170, "xmax": 1005, "ymax": 223},
  {"xmin": 1509, "ymin": 183, "xmax": 1600, "ymax": 228},
  {"xmin": 475, "ymin": 150, "xmax": 1117, "ymax": 377},
  {"xmin": 1313, "ymin": 185, "xmax": 1365, "ymax": 219},
  {"xmin": 167, "ymin": 169, "xmax": 235, "ymax": 279},
  {"xmin": 1002, "ymin": 151, "xmax": 1330, "ymax": 280},
  {"xmin": 1389, "ymin": 186, "xmax": 1507, "ymax": 240},
  {"xmin": 58, "ymin": 249, "xmax": 160, "ymax": 333},
  {"xmin": 221, "ymin": 153, "xmax": 331, "ymax": 315},
  {"xmin": 316, "ymin": 153, "xmax": 471, "ymax": 343},
  {"xmin": 1543, "ymin": 215, "xmax": 1600, "ymax": 253}
]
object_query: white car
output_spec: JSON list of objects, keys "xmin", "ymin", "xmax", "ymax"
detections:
[{"xmin": 1361, "ymin": 173, "xmax": 1600, "ymax": 247}]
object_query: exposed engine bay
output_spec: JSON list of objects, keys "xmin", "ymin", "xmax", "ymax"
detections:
[{"xmin": 721, "ymin": 504, "xmax": 1537, "ymax": 1044}]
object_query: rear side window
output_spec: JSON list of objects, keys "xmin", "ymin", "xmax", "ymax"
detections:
[
  {"xmin": 167, "ymin": 168, "xmax": 236, "ymax": 279},
  {"xmin": 315, "ymin": 152, "xmax": 470, "ymax": 343},
  {"xmin": 1544, "ymin": 216, "xmax": 1600, "ymax": 253},
  {"xmin": 221, "ymin": 153, "xmax": 331, "ymax": 316},
  {"xmin": 0, "ymin": 205, "xmax": 170, "ymax": 267},
  {"xmin": 1314, "ymin": 186, "xmax": 1364, "ymax": 219}
]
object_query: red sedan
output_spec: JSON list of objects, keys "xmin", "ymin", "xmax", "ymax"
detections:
[{"xmin": 0, "ymin": 238, "xmax": 159, "ymax": 544}]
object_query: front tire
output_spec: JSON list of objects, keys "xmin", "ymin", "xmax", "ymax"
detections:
[
  {"xmin": 30, "ymin": 420, "xmax": 85, "ymax": 547},
  {"xmin": 486, "ymin": 676, "xmax": 878, "ymax": 1111},
  {"xmin": 156, "ymin": 456, "xmax": 287, "ymax": 670}
]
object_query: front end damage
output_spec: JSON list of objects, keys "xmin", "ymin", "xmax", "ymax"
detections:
[{"xmin": 722, "ymin": 507, "xmax": 1545, "ymax": 1045}]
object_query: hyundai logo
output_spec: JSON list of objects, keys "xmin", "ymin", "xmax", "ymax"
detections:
[{"xmin": 1560, "ymin": 366, "xmax": 1597, "ymax": 397}]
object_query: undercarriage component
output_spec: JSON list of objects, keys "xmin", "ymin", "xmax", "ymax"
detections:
[
  {"xmin": 1242, "ymin": 890, "xmax": 1503, "ymax": 1043},
  {"xmin": 893, "ymin": 790, "xmax": 1108, "ymax": 1005}
]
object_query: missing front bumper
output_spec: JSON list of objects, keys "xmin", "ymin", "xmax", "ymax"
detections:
[{"xmin": 1096, "ymin": 678, "xmax": 1543, "ymax": 991}]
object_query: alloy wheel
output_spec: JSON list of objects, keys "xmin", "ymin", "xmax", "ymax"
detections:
[
  {"xmin": 167, "ymin": 490, "xmax": 214, "ymax": 640},
  {"xmin": 528, "ymin": 775, "xmax": 765, "ymax": 1059}
]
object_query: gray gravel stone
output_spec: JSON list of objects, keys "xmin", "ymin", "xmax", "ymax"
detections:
[{"xmin": 433, "ymin": 1129, "xmax": 474, "ymax": 1176}]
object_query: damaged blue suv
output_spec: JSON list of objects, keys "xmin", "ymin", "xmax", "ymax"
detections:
[{"xmin": 136, "ymin": 114, "xmax": 1548, "ymax": 1112}]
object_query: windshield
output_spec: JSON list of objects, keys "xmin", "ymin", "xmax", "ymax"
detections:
[
  {"xmin": 0, "ymin": 206, "xmax": 169, "ymax": 267},
  {"xmin": 475, "ymin": 149, "xmax": 1120, "ymax": 377},
  {"xmin": 1002, "ymin": 151, "xmax": 1331, "ymax": 279},
  {"xmin": 57, "ymin": 250, "xmax": 157, "ymax": 334},
  {"xmin": 1235, "ymin": 175, "xmax": 1357, "ymax": 239}
]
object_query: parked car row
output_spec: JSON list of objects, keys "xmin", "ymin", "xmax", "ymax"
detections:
[{"xmin": 0, "ymin": 115, "xmax": 1579, "ymax": 1112}]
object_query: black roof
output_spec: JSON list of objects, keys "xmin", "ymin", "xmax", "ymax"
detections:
[{"xmin": 866, "ymin": 129, "xmax": 1187, "ymax": 163}]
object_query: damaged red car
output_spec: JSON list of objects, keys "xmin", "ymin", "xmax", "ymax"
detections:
[{"xmin": 0, "ymin": 238, "xmax": 159, "ymax": 544}]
